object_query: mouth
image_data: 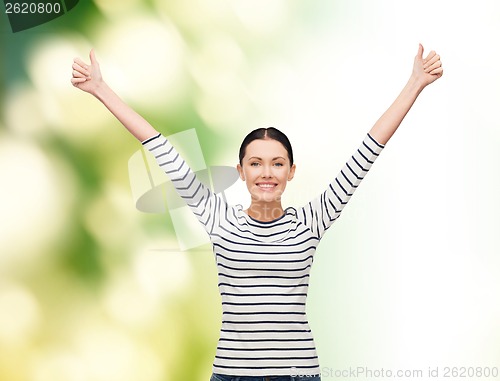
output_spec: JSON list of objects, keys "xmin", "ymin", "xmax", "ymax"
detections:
[{"xmin": 256, "ymin": 182, "xmax": 278, "ymax": 191}]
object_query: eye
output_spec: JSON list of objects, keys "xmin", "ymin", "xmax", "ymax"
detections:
[
  {"xmin": 274, "ymin": 162, "xmax": 284, "ymax": 167},
  {"xmin": 250, "ymin": 162, "xmax": 260, "ymax": 167}
]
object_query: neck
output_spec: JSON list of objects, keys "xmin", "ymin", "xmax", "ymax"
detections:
[{"xmin": 246, "ymin": 201, "xmax": 284, "ymax": 222}]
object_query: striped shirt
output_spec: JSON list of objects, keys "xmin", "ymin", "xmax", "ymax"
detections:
[{"xmin": 142, "ymin": 132, "xmax": 385, "ymax": 377}]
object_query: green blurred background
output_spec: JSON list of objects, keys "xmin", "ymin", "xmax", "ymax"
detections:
[{"xmin": 1, "ymin": 1, "xmax": 499, "ymax": 380}]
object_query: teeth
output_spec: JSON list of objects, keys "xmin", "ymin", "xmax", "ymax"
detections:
[{"xmin": 258, "ymin": 184, "xmax": 275, "ymax": 188}]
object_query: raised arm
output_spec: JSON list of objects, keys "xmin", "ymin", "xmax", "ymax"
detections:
[
  {"xmin": 71, "ymin": 49, "xmax": 158, "ymax": 142},
  {"xmin": 298, "ymin": 45, "xmax": 443, "ymax": 238},
  {"xmin": 368, "ymin": 44, "xmax": 443, "ymax": 145}
]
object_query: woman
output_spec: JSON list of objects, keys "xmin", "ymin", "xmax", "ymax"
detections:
[{"xmin": 71, "ymin": 44, "xmax": 442, "ymax": 381}]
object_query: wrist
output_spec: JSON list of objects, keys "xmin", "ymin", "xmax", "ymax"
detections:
[
  {"xmin": 92, "ymin": 80, "xmax": 110, "ymax": 102},
  {"xmin": 408, "ymin": 74, "xmax": 426, "ymax": 94}
]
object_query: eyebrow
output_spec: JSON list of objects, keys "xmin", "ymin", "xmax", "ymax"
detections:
[{"xmin": 247, "ymin": 156, "xmax": 286, "ymax": 161}]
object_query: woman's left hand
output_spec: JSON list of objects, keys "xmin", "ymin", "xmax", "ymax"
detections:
[{"xmin": 412, "ymin": 43, "xmax": 443, "ymax": 89}]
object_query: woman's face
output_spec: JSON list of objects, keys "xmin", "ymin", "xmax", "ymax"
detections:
[{"xmin": 237, "ymin": 138, "xmax": 296, "ymax": 204}]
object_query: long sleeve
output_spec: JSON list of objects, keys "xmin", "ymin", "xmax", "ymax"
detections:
[
  {"xmin": 297, "ymin": 133, "xmax": 385, "ymax": 239},
  {"xmin": 141, "ymin": 133, "xmax": 221, "ymax": 235}
]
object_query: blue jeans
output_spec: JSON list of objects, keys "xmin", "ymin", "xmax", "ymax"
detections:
[{"xmin": 210, "ymin": 373, "xmax": 321, "ymax": 381}]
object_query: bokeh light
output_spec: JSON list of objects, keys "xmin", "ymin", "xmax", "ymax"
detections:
[
  {"xmin": 94, "ymin": 14, "xmax": 186, "ymax": 111},
  {"xmin": 0, "ymin": 283, "xmax": 40, "ymax": 345},
  {"xmin": 0, "ymin": 136, "xmax": 74, "ymax": 266}
]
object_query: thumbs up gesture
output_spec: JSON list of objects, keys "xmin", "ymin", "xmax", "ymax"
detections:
[
  {"xmin": 71, "ymin": 49, "xmax": 104, "ymax": 95},
  {"xmin": 412, "ymin": 43, "xmax": 443, "ymax": 88}
]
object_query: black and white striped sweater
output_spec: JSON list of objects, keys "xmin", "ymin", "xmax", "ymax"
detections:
[{"xmin": 142, "ymin": 132, "xmax": 384, "ymax": 377}]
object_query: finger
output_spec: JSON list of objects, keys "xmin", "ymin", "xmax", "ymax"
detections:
[
  {"xmin": 71, "ymin": 77, "xmax": 87, "ymax": 83},
  {"xmin": 423, "ymin": 50, "xmax": 436, "ymax": 65},
  {"xmin": 74, "ymin": 57, "xmax": 89, "ymax": 70},
  {"xmin": 417, "ymin": 43, "xmax": 424, "ymax": 59},
  {"xmin": 89, "ymin": 48, "xmax": 98, "ymax": 66},
  {"xmin": 72, "ymin": 62, "xmax": 90, "ymax": 77},
  {"xmin": 71, "ymin": 77, "xmax": 87, "ymax": 86},
  {"xmin": 425, "ymin": 60, "xmax": 441, "ymax": 73},
  {"xmin": 424, "ymin": 54, "xmax": 440, "ymax": 69},
  {"xmin": 429, "ymin": 67, "xmax": 443, "ymax": 76},
  {"xmin": 72, "ymin": 69, "xmax": 86, "ymax": 78}
]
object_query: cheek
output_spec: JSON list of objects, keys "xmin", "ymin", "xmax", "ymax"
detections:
[
  {"xmin": 241, "ymin": 167, "xmax": 255, "ymax": 182},
  {"xmin": 238, "ymin": 165, "xmax": 249, "ymax": 180},
  {"xmin": 279, "ymin": 169, "xmax": 292, "ymax": 181}
]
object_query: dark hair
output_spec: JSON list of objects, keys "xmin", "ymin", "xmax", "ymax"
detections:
[{"xmin": 238, "ymin": 127, "xmax": 294, "ymax": 166}]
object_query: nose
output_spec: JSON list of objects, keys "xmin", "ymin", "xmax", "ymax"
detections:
[{"xmin": 261, "ymin": 164, "xmax": 272, "ymax": 178}]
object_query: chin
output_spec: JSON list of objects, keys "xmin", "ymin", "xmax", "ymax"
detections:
[{"xmin": 252, "ymin": 191, "xmax": 283, "ymax": 203}]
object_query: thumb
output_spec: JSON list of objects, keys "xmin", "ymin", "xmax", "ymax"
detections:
[
  {"xmin": 417, "ymin": 43, "xmax": 424, "ymax": 59},
  {"xmin": 89, "ymin": 48, "xmax": 98, "ymax": 65}
]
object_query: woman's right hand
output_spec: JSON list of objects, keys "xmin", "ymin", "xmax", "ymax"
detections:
[{"xmin": 71, "ymin": 49, "xmax": 103, "ymax": 95}]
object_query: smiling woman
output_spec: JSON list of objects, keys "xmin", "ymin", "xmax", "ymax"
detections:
[
  {"xmin": 139, "ymin": 129, "xmax": 382, "ymax": 380},
  {"xmin": 237, "ymin": 127, "xmax": 296, "ymax": 222},
  {"xmin": 71, "ymin": 44, "xmax": 442, "ymax": 380}
]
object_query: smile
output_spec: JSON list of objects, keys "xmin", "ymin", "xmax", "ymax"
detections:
[{"xmin": 256, "ymin": 183, "xmax": 277, "ymax": 190}]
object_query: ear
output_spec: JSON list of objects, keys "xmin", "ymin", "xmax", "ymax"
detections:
[
  {"xmin": 288, "ymin": 164, "xmax": 296, "ymax": 181},
  {"xmin": 236, "ymin": 163, "xmax": 245, "ymax": 181}
]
